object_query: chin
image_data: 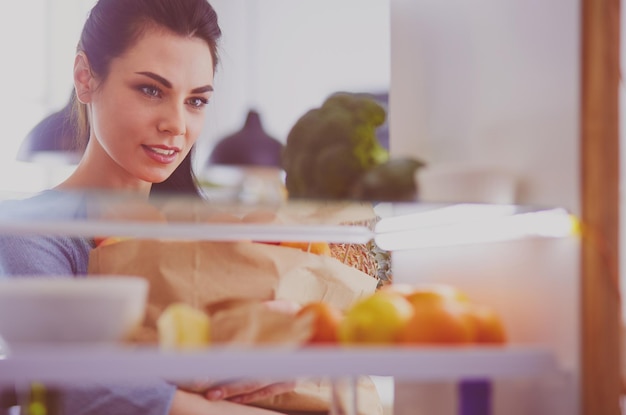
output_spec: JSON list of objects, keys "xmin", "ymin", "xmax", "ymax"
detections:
[{"xmin": 142, "ymin": 172, "xmax": 172, "ymax": 185}]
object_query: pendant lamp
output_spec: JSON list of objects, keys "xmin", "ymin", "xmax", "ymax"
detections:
[
  {"xmin": 207, "ymin": 110, "xmax": 283, "ymax": 167},
  {"xmin": 16, "ymin": 98, "xmax": 82, "ymax": 164}
]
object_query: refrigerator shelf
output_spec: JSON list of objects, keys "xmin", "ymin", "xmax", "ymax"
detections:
[
  {"xmin": 0, "ymin": 219, "xmax": 376, "ymax": 245},
  {"xmin": 0, "ymin": 344, "xmax": 560, "ymax": 383},
  {"xmin": 0, "ymin": 200, "xmax": 574, "ymax": 249}
]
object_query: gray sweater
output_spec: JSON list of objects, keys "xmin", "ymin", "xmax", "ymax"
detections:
[{"xmin": 0, "ymin": 191, "xmax": 176, "ymax": 415}]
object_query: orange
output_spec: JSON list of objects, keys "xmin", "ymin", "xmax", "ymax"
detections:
[
  {"xmin": 378, "ymin": 283, "xmax": 418, "ymax": 297},
  {"xmin": 398, "ymin": 299, "xmax": 474, "ymax": 345},
  {"xmin": 338, "ymin": 292, "xmax": 414, "ymax": 345},
  {"xmin": 279, "ymin": 241, "xmax": 332, "ymax": 256},
  {"xmin": 465, "ymin": 304, "xmax": 507, "ymax": 344},
  {"xmin": 387, "ymin": 283, "xmax": 506, "ymax": 345},
  {"xmin": 297, "ymin": 302, "xmax": 343, "ymax": 344},
  {"xmin": 93, "ymin": 236, "xmax": 108, "ymax": 247},
  {"xmin": 403, "ymin": 283, "xmax": 470, "ymax": 304},
  {"xmin": 95, "ymin": 236, "xmax": 132, "ymax": 247}
]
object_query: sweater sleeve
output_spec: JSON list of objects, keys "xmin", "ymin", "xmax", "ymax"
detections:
[
  {"xmin": 0, "ymin": 234, "xmax": 92, "ymax": 277},
  {"xmin": 60, "ymin": 382, "xmax": 177, "ymax": 415},
  {"xmin": 0, "ymin": 235, "xmax": 178, "ymax": 415}
]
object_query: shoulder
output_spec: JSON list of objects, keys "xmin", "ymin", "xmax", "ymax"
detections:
[
  {"xmin": 0, "ymin": 191, "xmax": 93, "ymax": 277},
  {"xmin": 0, "ymin": 234, "xmax": 92, "ymax": 277},
  {"xmin": 0, "ymin": 190, "xmax": 88, "ymax": 221}
]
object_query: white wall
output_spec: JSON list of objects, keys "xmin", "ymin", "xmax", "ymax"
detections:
[
  {"xmin": 0, "ymin": 0, "xmax": 95, "ymax": 194},
  {"xmin": 200, "ymin": 0, "xmax": 390, "ymax": 169},
  {"xmin": 0, "ymin": 0, "xmax": 46, "ymax": 141}
]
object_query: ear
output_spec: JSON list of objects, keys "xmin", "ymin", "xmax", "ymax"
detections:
[{"xmin": 74, "ymin": 52, "xmax": 95, "ymax": 104}]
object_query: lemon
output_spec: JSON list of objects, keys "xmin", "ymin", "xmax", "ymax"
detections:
[
  {"xmin": 157, "ymin": 303, "xmax": 211, "ymax": 350},
  {"xmin": 338, "ymin": 292, "xmax": 414, "ymax": 345}
]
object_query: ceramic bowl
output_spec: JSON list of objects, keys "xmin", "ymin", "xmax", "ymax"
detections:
[{"xmin": 0, "ymin": 276, "xmax": 148, "ymax": 348}]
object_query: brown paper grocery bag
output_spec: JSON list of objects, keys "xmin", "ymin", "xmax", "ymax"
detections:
[
  {"xmin": 204, "ymin": 299, "xmax": 313, "ymax": 345},
  {"xmin": 88, "ymin": 239, "xmax": 380, "ymax": 415},
  {"xmin": 88, "ymin": 239, "xmax": 377, "ymax": 335},
  {"xmin": 176, "ymin": 300, "xmax": 381, "ymax": 415},
  {"xmin": 252, "ymin": 377, "xmax": 383, "ymax": 415}
]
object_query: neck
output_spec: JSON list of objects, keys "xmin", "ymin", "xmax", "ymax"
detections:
[{"xmin": 56, "ymin": 142, "xmax": 151, "ymax": 198}]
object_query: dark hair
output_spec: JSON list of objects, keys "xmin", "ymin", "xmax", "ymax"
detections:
[{"xmin": 72, "ymin": 0, "xmax": 222, "ymax": 197}]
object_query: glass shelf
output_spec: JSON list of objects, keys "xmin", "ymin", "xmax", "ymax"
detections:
[
  {"xmin": 0, "ymin": 345, "xmax": 560, "ymax": 384},
  {"xmin": 0, "ymin": 191, "xmax": 576, "ymax": 249},
  {"xmin": 0, "ymin": 220, "xmax": 376, "ymax": 245}
]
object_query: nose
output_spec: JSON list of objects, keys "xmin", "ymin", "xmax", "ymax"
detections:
[{"xmin": 157, "ymin": 102, "xmax": 186, "ymax": 136}]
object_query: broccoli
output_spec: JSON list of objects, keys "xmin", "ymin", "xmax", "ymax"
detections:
[
  {"xmin": 282, "ymin": 92, "xmax": 425, "ymax": 201},
  {"xmin": 351, "ymin": 157, "xmax": 425, "ymax": 201}
]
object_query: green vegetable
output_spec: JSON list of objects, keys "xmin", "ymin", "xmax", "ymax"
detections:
[
  {"xmin": 351, "ymin": 157, "xmax": 425, "ymax": 201},
  {"xmin": 282, "ymin": 92, "xmax": 425, "ymax": 201},
  {"xmin": 282, "ymin": 92, "xmax": 389, "ymax": 199}
]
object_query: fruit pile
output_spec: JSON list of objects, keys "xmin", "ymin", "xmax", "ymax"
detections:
[
  {"xmin": 154, "ymin": 283, "xmax": 506, "ymax": 350},
  {"xmin": 300, "ymin": 283, "xmax": 507, "ymax": 346}
]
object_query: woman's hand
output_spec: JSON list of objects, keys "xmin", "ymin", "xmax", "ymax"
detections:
[
  {"xmin": 173, "ymin": 377, "xmax": 296, "ymax": 405},
  {"xmin": 173, "ymin": 300, "xmax": 300, "ymax": 406},
  {"xmin": 203, "ymin": 379, "xmax": 297, "ymax": 404},
  {"xmin": 170, "ymin": 389, "xmax": 286, "ymax": 414}
]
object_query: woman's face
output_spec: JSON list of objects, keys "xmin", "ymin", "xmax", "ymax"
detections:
[{"xmin": 81, "ymin": 27, "xmax": 214, "ymax": 189}]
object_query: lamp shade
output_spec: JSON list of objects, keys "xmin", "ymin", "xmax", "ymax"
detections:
[
  {"xmin": 207, "ymin": 110, "xmax": 283, "ymax": 167},
  {"xmin": 16, "ymin": 103, "xmax": 82, "ymax": 164}
]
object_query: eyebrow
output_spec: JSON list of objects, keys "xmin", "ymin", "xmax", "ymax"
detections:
[{"xmin": 135, "ymin": 71, "xmax": 214, "ymax": 93}]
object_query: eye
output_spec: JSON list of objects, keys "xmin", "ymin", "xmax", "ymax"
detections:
[
  {"xmin": 187, "ymin": 97, "xmax": 209, "ymax": 109},
  {"xmin": 139, "ymin": 85, "xmax": 161, "ymax": 98}
]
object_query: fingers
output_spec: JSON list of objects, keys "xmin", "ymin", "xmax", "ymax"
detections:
[
  {"xmin": 204, "ymin": 380, "xmax": 296, "ymax": 404},
  {"xmin": 205, "ymin": 379, "xmax": 269, "ymax": 400},
  {"xmin": 174, "ymin": 378, "xmax": 216, "ymax": 393},
  {"xmin": 229, "ymin": 381, "xmax": 297, "ymax": 404}
]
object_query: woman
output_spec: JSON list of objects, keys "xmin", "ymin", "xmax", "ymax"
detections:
[{"xmin": 0, "ymin": 0, "xmax": 293, "ymax": 413}]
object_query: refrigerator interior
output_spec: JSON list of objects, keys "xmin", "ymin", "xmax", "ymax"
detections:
[{"xmin": 387, "ymin": 0, "xmax": 582, "ymax": 413}]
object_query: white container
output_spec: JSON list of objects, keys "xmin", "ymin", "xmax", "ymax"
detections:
[
  {"xmin": 417, "ymin": 163, "xmax": 518, "ymax": 205},
  {"xmin": 0, "ymin": 276, "xmax": 148, "ymax": 349}
]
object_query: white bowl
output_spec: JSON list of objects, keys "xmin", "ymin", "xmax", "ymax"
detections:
[{"xmin": 0, "ymin": 276, "xmax": 148, "ymax": 348}]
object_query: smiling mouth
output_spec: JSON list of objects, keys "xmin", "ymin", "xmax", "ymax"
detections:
[{"xmin": 144, "ymin": 145, "xmax": 177, "ymax": 156}]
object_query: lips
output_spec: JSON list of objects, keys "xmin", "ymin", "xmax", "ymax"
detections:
[
  {"xmin": 142, "ymin": 144, "xmax": 180, "ymax": 164},
  {"xmin": 149, "ymin": 147, "xmax": 175, "ymax": 156}
]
